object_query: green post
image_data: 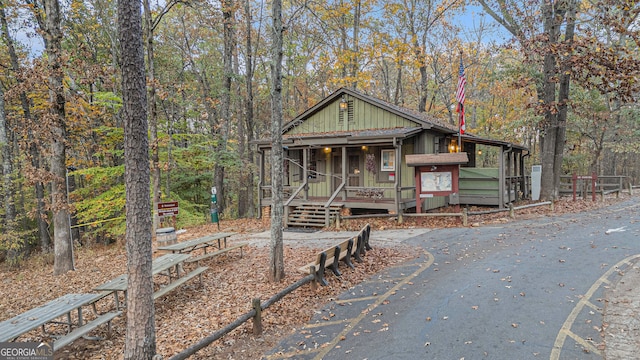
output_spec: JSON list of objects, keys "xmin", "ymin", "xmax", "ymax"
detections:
[{"xmin": 210, "ymin": 187, "xmax": 220, "ymax": 230}]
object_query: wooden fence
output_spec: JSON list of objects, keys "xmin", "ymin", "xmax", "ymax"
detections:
[
  {"xmin": 168, "ymin": 274, "xmax": 314, "ymax": 360},
  {"xmin": 560, "ymin": 175, "xmax": 631, "ymax": 200}
]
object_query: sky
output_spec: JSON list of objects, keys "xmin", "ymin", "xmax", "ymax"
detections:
[{"xmin": 15, "ymin": 2, "xmax": 513, "ymax": 60}]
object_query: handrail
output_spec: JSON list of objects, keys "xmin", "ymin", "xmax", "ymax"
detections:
[
  {"xmin": 284, "ymin": 178, "xmax": 308, "ymax": 206},
  {"xmin": 324, "ymin": 181, "xmax": 345, "ymax": 208}
]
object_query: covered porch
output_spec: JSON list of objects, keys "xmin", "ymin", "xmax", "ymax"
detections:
[{"xmin": 256, "ymin": 128, "xmax": 421, "ymax": 227}]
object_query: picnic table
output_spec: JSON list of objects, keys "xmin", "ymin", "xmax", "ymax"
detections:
[
  {"xmin": 157, "ymin": 232, "xmax": 236, "ymax": 254},
  {"xmin": 94, "ymin": 253, "xmax": 207, "ymax": 308},
  {"xmin": 0, "ymin": 293, "xmax": 121, "ymax": 350},
  {"xmin": 157, "ymin": 232, "xmax": 246, "ymax": 265}
]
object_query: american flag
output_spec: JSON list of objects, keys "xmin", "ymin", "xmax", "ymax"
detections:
[{"xmin": 455, "ymin": 57, "xmax": 466, "ymax": 135}]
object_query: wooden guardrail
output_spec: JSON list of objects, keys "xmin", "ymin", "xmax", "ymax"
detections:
[
  {"xmin": 559, "ymin": 174, "xmax": 631, "ymax": 200},
  {"xmin": 168, "ymin": 275, "xmax": 314, "ymax": 360},
  {"xmin": 167, "ymin": 224, "xmax": 373, "ymax": 360}
]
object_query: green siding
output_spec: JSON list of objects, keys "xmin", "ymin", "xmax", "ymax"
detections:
[
  {"xmin": 286, "ymin": 97, "xmax": 418, "ymax": 135},
  {"xmin": 460, "ymin": 168, "xmax": 500, "ymax": 196}
]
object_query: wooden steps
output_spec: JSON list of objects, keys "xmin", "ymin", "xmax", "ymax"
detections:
[{"xmin": 287, "ymin": 204, "xmax": 342, "ymax": 228}]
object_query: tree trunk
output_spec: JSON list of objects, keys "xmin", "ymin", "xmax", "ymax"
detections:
[
  {"xmin": 0, "ymin": 83, "xmax": 16, "ymax": 233},
  {"xmin": 43, "ymin": 0, "xmax": 73, "ymax": 275},
  {"xmin": 66, "ymin": 171, "xmax": 81, "ymax": 244},
  {"xmin": 539, "ymin": 1, "xmax": 565, "ymax": 201},
  {"xmin": 351, "ymin": 0, "xmax": 361, "ymax": 90},
  {"xmin": 214, "ymin": 0, "xmax": 234, "ymax": 215},
  {"xmin": 143, "ymin": 0, "xmax": 161, "ymax": 232},
  {"xmin": 0, "ymin": 3, "xmax": 19, "ymax": 248},
  {"xmin": 394, "ymin": 55, "xmax": 404, "ymax": 106},
  {"xmin": 13, "ymin": 1, "xmax": 51, "ymax": 253},
  {"xmin": 552, "ymin": 0, "xmax": 576, "ymax": 197},
  {"xmin": 241, "ymin": 0, "xmax": 255, "ymax": 218},
  {"xmin": 118, "ymin": 0, "xmax": 156, "ymax": 359},
  {"xmin": 269, "ymin": 0, "xmax": 285, "ymax": 282}
]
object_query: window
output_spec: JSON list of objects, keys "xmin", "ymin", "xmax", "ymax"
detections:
[
  {"xmin": 287, "ymin": 150, "xmax": 301, "ymax": 182},
  {"xmin": 381, "ymin": 149, "xmax": 395, "ymax": 171},
  {"xmin": 308, "ymin": 149, "xmax": 326, "ymax": 182}
]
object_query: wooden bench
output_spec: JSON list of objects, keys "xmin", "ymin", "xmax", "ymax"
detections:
[
  {"xmin": 185, "ymin": 243, "xmax": 247, "ymax": 264},
  {"xmin": 298, "ymin": 224, "xmax": 372, "ymax": 287},
  {"xmin": 157, "ymin": 232, "xmax": 236, "ymax": 254},
  {"xmin": 94, "ymin": 254, "xmax": 206, "ymax": 306},
  {"xmin": 53, "ymin": 310, "xmax": 122, "ymax": 351},
  {"xmin": 298, "ymin": 238, "xmax": 355, "ymax": 286},
  {"xmin": 0, "ymin": 293, "xmax": 119, "ymax": 351},
  {"xmin": 153, "ymin": 266, "xmax": 208, "ymax": 300}
]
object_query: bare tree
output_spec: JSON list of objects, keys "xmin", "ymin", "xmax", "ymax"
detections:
[
  {"xmin": 144, "ymin": 0, "xmax": 183, "ymax": 232},
  {"xmin": 214, "ymin": 0, "xmax": 235, "ymax": 214},
  {"xmin": 118, "ymin": 0, "xmax": 156, "ymax": 358},
  {"xmin": 41, "ymin": 0, "xmax": 73, "ymax": 275},
  {"xmin": 269, "ymin": 0, "xmax": 284, "ymax": 282}
]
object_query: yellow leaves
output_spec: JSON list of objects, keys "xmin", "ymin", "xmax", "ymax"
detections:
[{"xmin": 383, "ymin": 3, "xmax": 404, "ymax": 16}]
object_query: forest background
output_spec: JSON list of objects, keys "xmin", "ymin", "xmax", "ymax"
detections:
[{"xmin": 0, "ymin": 0, "xmax": 638, "ymax": 266}]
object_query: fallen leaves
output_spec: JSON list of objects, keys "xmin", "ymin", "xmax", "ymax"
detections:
[{"xmin": 0, "ymin": 219, "xmax": 418, "ymax": 360}]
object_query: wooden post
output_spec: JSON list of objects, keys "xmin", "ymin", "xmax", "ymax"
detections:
[
  {"xmin": 309, "ymin": 265, "xmax": 318, "ymax": 290},
  {"xmin": 591, "ymin": 172, "xmax": 597, "ymax": 202},
  {"xmin": 252, "ymin": 298, "xmax": 262, "ymax": 335},
  {"xmin": 509, "ymin": 203, "xmax": 515, "ymax": 219},
  {"xmin": 572, "ymin": 173, "xmax": 577, "ymax": 201},
  {"xmin": 462, "ymin": 208, "xmax": 468, "ymax": 227}
]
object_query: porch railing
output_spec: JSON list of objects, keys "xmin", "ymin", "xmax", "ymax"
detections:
[
  {"xmin": 284, "ymin": 178, "xmax": 308, "ymax": 207},
  {"xmin": 324, "ymin": 181, "xmax": 346, "ymax": 227}
]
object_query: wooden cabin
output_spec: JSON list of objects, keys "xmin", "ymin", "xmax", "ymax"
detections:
[{"xmin": 255, "ymin": 88, "xmax": 528, "ymax": 227}]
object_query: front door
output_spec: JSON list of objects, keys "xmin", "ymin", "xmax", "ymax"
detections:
[
  {"xmin": 347, "ymin": 154, "xmax": 361, "ymax": 187},
  {"xmin": 332, "ymin": 150, "xmax": 362, "ymax": 192}
]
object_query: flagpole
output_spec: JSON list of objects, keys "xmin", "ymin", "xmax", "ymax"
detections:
[
  {"xmin": 457, "ymin": 50, "xmax": 464, "ymax": 153},
  {"xmin": 458, "ymin": 123, "xmax": 462, "ymax": 152}
]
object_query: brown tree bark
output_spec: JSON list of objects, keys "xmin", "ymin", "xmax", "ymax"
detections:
[
  {"xmin": 269, "ymin": 0, "xmax": 285, "ymax": 282},
  {"xmin": 213, "ymin": 0, "xmax": 234, "ymax": 215},
  {"xmin": 144, "ymin": 0, "xmax": 182, "ymax": 231},
  {"xmin": 143, "ymin": 0, "xmax": 162, "ymax": 232},
  {"xmin": 479, "ymin": 0, "xmax": 577, "ymax": 201},
  {"xmin": 239, "ymin": 0, "xmax": 256, "ymax": 218},
  {"xmin": 118, "ymin": 0, "xmax": 156, "ymax": 358},
  {"xmin": 42, "ymin": 0, "xmax": 73, "ymax": 275}
]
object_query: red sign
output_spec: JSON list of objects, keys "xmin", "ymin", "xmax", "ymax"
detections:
[{"xmin": 158, "ymin": 201, "xmax": 179, "ymax": 217}]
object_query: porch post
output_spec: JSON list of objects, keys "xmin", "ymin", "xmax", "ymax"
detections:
[
  {"xmin": 394, "ymin": 139, "xmax": 402, "ymax": 223},
  {"xmin": 510, "ymin": 151, "xmax": 515, "ymax": 202},
  {"xmin": 520, "ymin": 152, "xmax": 531, "ymax": 199},
  {"xmin": 303, "ymin": 148, "xmax": 309, "ymax": 200},
  {"xmin": 499, "ymin": 147, "xmax": 505, "ymax": 209},
  {"xmin": 341, "ymin": 146, "xmax": 347, "ymax": 201},
  {"xmin": 517, "ymin": 151, "xmax": 524, "ymax": 201}
]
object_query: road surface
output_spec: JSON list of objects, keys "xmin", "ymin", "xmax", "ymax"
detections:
[{"xmin": 266, "ymin": 198, "xmax": 640, "ymax": 360}]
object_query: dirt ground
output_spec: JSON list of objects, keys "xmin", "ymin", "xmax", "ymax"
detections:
[{"xmin": 0, "ymin": 195, "xmax": 630, "ymax": 359}]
